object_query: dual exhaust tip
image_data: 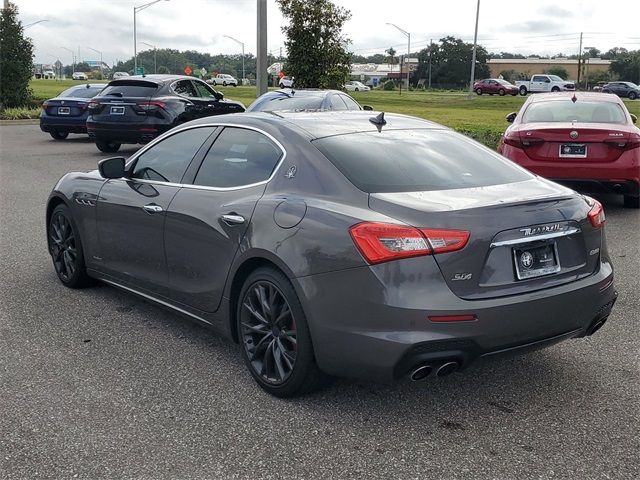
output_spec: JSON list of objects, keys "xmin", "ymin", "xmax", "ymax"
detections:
[{"xmin": 409, "ymin": 361, "xmax": 459, "ymax": 381}]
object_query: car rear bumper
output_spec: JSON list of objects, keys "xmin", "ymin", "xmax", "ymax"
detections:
[
  {"xmin": 86, "ymin": 121, "xmax": 171, "ymax": 144},
  {"xmin": 40, "ymin": 116, "xmax": 88, "ymax": 133},
  {"xmin": 294, "ymin": 256, "xmax": 616, "ymax": 383}
]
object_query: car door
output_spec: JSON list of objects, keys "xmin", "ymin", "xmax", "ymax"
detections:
[
  {"xmin": 530, "ymin": 75, "xmax": 545, "ymax": 92},
  {"xmin": 95, "ymin": 126, "xmax": 217, "ymax": 295},
  {"xmin": 191, "ymin": 79, "xmax": 226, "ymax": 118},
  {"xmin": 164, "ymin": 126, "xmax": 285, "ymax": 312}
]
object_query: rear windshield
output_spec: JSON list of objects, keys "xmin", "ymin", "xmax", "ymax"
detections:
[
  {"xmin": 313, "ymin": 130, "xmax": 531, "ymax": 193},
  {"xmin": 522, "ymin": 101, "xmax": 627, "ymax": 124},
  {"xmin": 100, "ymin": 81, "xmax": 158, "ymax": 98},
  {"xmin": 249, "ymin": 93, "xmax": 324, "ymax": 112},
  {"xmin": 60, "ymin": 86, "xmax": 104, "ymax": 98}
]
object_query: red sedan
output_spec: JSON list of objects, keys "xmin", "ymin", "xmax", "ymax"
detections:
[
  {"xmin": 473, "ymin": 78, "xmax": 519, "ymax": 96},
  {"xmin": 498, "ymin": 92, "xmax": 640, "ymax": 208}
]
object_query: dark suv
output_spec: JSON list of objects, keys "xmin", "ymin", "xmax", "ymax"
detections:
[
  {"xmin": 602, "ymin": 81, "xmax": 640, "ymax": 100},
  {"xmin": 86, "ymin": 75, "xmax": 245, "ymax": 152}
]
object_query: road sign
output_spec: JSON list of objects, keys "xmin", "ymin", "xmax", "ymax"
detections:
[
  {"xmin": 184, "ymin": 66, "xmax": 192, "ymax": 76},
  {"xmin": 277, "ymin": 71, "xmax": 285, "ymax": 79},
  {"xmin": 135, "ymin": 67, "xmax": 144, "ymax": 75},
  {"xmin": 200, "ymin": 67, "xmax": 207, "ymax": 77}
]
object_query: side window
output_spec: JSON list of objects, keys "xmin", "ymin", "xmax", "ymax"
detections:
[
  {"xmin": 192, "ymin": 80, "xmax": 217, "ymax": 98},
  {"xmin": 132, "ymin": 127, "xmax": 215, "ymax": 183},
  {"xmin": 328, "ymin": 94, "xmax": 348, "ymax": 111},
  {"xmin": 193, "ymin": 127, "xmax": 283, "ymax": 188},
  {"xmin": 173, "ymin": 80, "xmax": 198, "ymax": 98},
  {"xmin": 532, "ymin": 76, "xmax": 543, "ymax": 82},
  {"xmin": 340, "ymin": 94, "xmax": 361, "ymax": 111}
]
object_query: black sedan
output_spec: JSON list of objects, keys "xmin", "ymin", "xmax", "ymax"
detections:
[
  {"xmin": 40, "ymin": 84, "xmax": 105, "ymax": 140},
  {"xmin": 46, "ymin": 111, "xmax": 616, "ymax": 397},
  {"xmin": 86, "ymin": 75, "xmax": 245, "ymax": 153},
  {"xmin": 247, "ymin": 89, "xmax": 371, "ymax": 112},
  {"xmin": 602, "ymin": 81, "xmax": 640, "ymax": 100}
]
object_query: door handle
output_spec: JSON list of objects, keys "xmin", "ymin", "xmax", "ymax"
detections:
[
  {"xmin": 221, "ymin": 214, "xmax": 245, "ymax": 225},
  {"xmin": 143, "ymin": 204, "xmax": 163, "ymax": 214}
]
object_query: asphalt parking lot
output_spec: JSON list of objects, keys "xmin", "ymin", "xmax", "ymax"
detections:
[{"xmin": 1, "ymin": 123, "xmax": 639, "ymax": 480}]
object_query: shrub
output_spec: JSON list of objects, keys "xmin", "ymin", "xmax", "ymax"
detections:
[
  {"xmin": 383, "ymin": 80, "xmax": 395, "ymax": 91},
  {"xmin": 0, "ymin": 106, "xmax": 40, "ymax": 120}
]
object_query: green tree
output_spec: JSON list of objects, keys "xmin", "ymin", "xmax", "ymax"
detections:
[
  {"xmin": 546, "ymin": 66, "xmax": 569, "ymax": 79},
  {"xmin": 385, "ymin": 47, "xmax": 396, "ymax": 66},
  {"xmin": 0, "ymin": 2, "xmax": 34, "ymax": 108},
  {"xmin": 609, "ymin": 50, "xmax": 640, "ymax": 83},
  {"xmin": 276, "ymin": 0, "xmax": 352, "ymax": 88}
]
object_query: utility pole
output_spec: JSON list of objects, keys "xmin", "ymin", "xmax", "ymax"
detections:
[
  {"xmin": 428, "ymin": 39, "xmax": 433, "ymax": 89},
  {"xmin": 386, "ymin": 23, "xmax": 410, "ymax": 93},
  {"xmin": 256, "ymin": 0, "xmax": 267, "ymax": 96},
  {"xmin": 468, "ymin": 0, "xmax": 481, "ymax": 98},
  {"xmin": 223, "ymin": 35, "xmax": 245, "ymax": 84},
  {"xmin": 577, "ymin": 32, "xmax": 583, "ymax": 86},
  {"xmin": 87, "ymin": 47, "xmax": 103, "ymax": 79},
  {"xmin": 141, "ymin": 42, "xmax": 157, "ymax": 73}
]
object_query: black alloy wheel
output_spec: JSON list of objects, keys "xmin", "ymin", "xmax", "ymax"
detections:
[
  {"xmin": 96, "ymin": 140, "xmax": 121, "ymax": 153},
  {"xmin": 237, "ymin": 267, "xmax": 331, "ymax": 397},
  {"xmin": 49, "ymin": 204, "xmax": 92, "ymax": 288},
  {"xmin": 629, "ymin": 92, "xmax": 637, "ymax": 100},
  {"xmin": 50, "ymin": 131, "xmax": 69, "ymax": 140},
  {"xmin": 519, "ymin": 86, "xmax": 527, "ymax": 96}
]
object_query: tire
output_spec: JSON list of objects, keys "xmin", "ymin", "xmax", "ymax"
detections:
[
  {"xmin": 355, "ymin": 87, "xmax": 359, "ymax": 92},
  {"xmin": 279, "ymin": 83, "xmax": 284, "ymax": 88},
  {"xmin": 96, "ymin": 141, "xmax": 121, "ymax": 153},
  {"xmin": 623, "ymin": 195, "xmax": 639, "ymax": 208},
  {"xmin": 499, "ymin": 89, "xmax": 506, "ymax": 96},
  {"xmin": 50, "ymin": 131, "xmax": 69, "ymax": 140},
  {"xmin": 223, "ymin": 81, "xmax": 227, "ymax": 86},
  {"xmin": 551, "ymin": 86, "xmax": 560, "ymax": 92},
  {"xmin": 476, "ymin": 88, "xmax": 482, "ymax": 95},
  {"xmin": 48, "ymin": 204, "xmax": 93, "ymax": 288},
  {"xmin": 629, "ymin": 92, "xmax": 638, "ymax": 100},
  {"xmin": 237, "ymin": 267, "xmax": 332, "ymax": 397},
  {"xmin": 519, "ymin": 86, "xmax": 527, "ymax": 96}
]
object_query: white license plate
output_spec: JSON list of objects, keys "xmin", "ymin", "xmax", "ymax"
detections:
[
  {"xmin": 57, "ymin": 107, "xmax": 70, "ymax": 115},
  {"xmin": 110, "ymin": 106, "xmax": 125, "ymax": 115},
  {"xmin": 559, "ymin": 143, "xmax": 587, "ymax": 158}
]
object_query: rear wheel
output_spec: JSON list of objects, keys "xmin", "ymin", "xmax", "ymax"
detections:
[
  {"xmin": 96, "ymin": 140, "xmax": 121, "ymax": 153},
  {"xmin": 499, "ymin": 88, "xmax": 506, "ymax": 96},
  {"xmin": 476, "ymin": 88, "xmax": 482, "ymax": 95},
  {"xmin": 223, "ymin": 81, "xmax": 227, "ymax": 86},
  {"xmin": 279, "ymin": 83, "xmax": 284, "ymax": 88},
  {"xmin": 237, "ymin": 267, "xmax": 331, "ymax": 397},
  {"xmin": 49, "ymin": 204, "xmax": 92, "ymax": 288},
  {"xmin": 50, "ymin": 131, "xmax": 69, "ymax": 140},
  {"xmin": 629, "ymin": 92, "xmax": 638, "ymax": 100},
  {"xmin": 519, "ymin": 86, "xmax": 527, "ymax": 96},
  {"xmin": 623, "ymin": 195, "xmax": 639, "ymax": 208},
  {"xmin": 551, "ymin": 86, "xmax": 560, "ymax": 92}
]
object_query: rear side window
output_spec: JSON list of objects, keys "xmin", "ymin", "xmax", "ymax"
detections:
[
  {"xmin": 313, "ymin": 130, "xmax": 531, "ymax": 193},
  {"xmin": 193, "ymin": 127, "xmax": 282, "ymax": 188},
  {"xmin": 339, "ymin": 95, "xmax": 361, "ymax": 111},
  {"xmin": 522, "ymin": 101, "xmax": 627, "ymax": 124},
  {"xmin": 100, "ymin": 81, "xmax": 158, "ymax": 98},
  {"xmin": 131, "ymin": 127, "xmax": 215, "ymax": 183}
]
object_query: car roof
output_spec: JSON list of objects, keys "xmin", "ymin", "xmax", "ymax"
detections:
[
  {"xmin": 260, "ymin": 89, "xmax": 344, "ymax": 97},
  {"xmin": 120, "ymin": 74, "xmax": 203, "ymax": 85},
  {"xmin": 187, "ymin": 110, "xmax": 446, "ymax": 140},
  {"xmin": 528, "ymin": 91, "xmax": 623, "ymax": 104}
]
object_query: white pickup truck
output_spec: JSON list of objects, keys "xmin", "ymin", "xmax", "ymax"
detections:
[{"xmin": 515, "ymin": 74, "xmax": 576, "ymax": 96}]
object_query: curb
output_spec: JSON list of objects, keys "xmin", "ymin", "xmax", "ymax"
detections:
[{"xmin": 0, "ymin": 119, "xmax": 40, "ymax": 125}]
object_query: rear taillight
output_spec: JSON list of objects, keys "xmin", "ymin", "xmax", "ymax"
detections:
[
  {"xmin": 87, "ymin": 101, "xmax": 100, "ymax": 110},
  {"xmin": 77, "ymin": 102, "xmax": 88, "ymax": 111},
  {"xmin": 41, "ymin": 101, "xmax": 49, "ymax": 109},
  {"xmin": 349, "ymin": 222, "xmax": 470, "ymax": 264},
  {"xmin": 586, "ymin": 198, "xmax": 606, "ymax": 228},
  {"xmin": 503, "ymin": 132, "xmax": 544, "ymax": 148},
  {"xmin": 137, "ymin": 100, "xmax": 166, "ymax": 111},
  {"xmin": 604, "ymin": 133, "xmax": 640, "ymax": 151}
]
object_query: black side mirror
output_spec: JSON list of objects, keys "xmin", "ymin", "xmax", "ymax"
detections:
[
  {"xmin": 506, "ymin": 112, "xmax": 517, "ymax": 123},
  {"xmin": 98, "ymin": 157, "xmax": 126, "ymax": 179},
  {"xmin": 631, "ymin": 114, "xmax": 638, "ymax": 124},
  {"xmin": 215, "ymin": 91, "xmax": 224, "ymax": 100},
  {"xmin": 363, "ymin": 105, "xmax": 373, "ymax": 111}
]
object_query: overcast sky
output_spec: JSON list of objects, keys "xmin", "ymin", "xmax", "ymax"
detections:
[{"xmin": 16, "ymin": 0, "xmax": 640, "ymax": 66}]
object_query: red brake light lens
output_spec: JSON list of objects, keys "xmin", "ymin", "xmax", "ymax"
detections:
[
  {"xmin": 587, "ymin": 198, "xmax": 605, "ymax": 228},
  {"xmin": 349, "ymin": 222, "xmax": 470, "ymax": 264},
  {"xmin": 87, "ymin": 101, "xmax": 100, "ymax": 110},
  {"xmin": 41, "ymin": 101, "xmax": 49, "ymax": 109}
]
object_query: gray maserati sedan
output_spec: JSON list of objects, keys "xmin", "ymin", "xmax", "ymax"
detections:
[{"xmin": 46, "ymin": 111, "xmax": 617, "ymax": 397}]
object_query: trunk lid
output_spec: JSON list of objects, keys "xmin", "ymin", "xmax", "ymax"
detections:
[
  {"xmin": 44, "ymin": 97, "xmax": 89, "ymax": 117},
  {"xmin": 369, "ymin": 179, "xmax": 602, "ymax": 300},
  {"xmin": 516, "ymin": 123, "xmax": 633, "ymax": 163},
  {"xmin": 88, "ymin": 80, "xmax": 159, "ymax": 124}
]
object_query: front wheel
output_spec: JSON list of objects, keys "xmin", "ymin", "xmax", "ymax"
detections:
[
  {"xmin": 519, "ymin": 86, "xmax": 527, "ymax": 96},
  {"xmin": 50, "ymin": 131, "xmax": 69, "ymax": 140},
  {"xmin": 623, "ymin": 195, "xmax": 639, "ymax": 208},
  {"xmin": 237, "ymin": 267, "xmax": 331, "ymax": 397},
  {"xmin": 49, "ymin": 204, "xmax": 93, "ymax": 288},
  {"xmin": 476, "ymin": 88, "xmax": 482, "ymax": 95},
  {"xmin": 629, "ymin": 92, "xmax": 638, "ymax": 100},
  {"xmin": 551, "ymin": 86, "xmax": 560, "ymax": 92},
  {"xmin": 499, "ymin": 89, "xmax": 506, "ymax": 96},
  {"xmin": 96, "ymin": 140, "xmax": 121, "ymax": 153},
  {"xmin": 222, "ymin": 81, "xmax": 227, "ymax": 86}
]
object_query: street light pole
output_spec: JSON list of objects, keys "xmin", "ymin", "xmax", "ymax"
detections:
[
  {"xmin": 386, "ymin": 23, "xmax": 410, "ymax": 93},
  {"xmin": 133, "ymin": 0, "xmax": 169, "ymax": 74},
  {"xmin": 23, "ymin": 19, "xmax": 49, "ymax": 29},
  {"xmin": 223, "ymin": 35, "xmax": 245, "ymax": 85},
  {"xmin": 256, "ymin": 0, "xmax": 267, "ymax": 96},
  {"xmin": 61, "ymin": 46, "xmax": 75, "ymax": 74},
  {"xmin": 468, "ymin": 0, "xmax": 481, "ymax": 98},
  {"xmin": 87, "ymin": 46, "xmax": 103, "ymax": 79},
  {"xmin": 141, "ymin": 42, "xmax": 157, "ymax": 74},
  {"xmin": 583, "ymin": 47, "xmax": 595, "ymax": 90}
]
